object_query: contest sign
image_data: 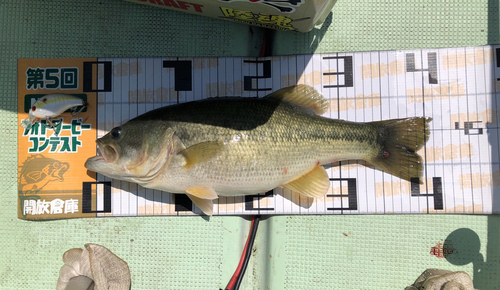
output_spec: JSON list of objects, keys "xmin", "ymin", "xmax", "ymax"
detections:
[
  {"xmin": 17, "ymin": 59, "xmax": 98, "ymax": 219},
  {"xmin": 17, "ymin": 45, "xmax": 500, "ymax": 219}
]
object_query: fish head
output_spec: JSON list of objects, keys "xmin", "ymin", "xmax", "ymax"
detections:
[
  {"xmin": 48, "ymin": 161, "xmax": 69, "ymax": 181},
  {"xmin": 85, "ymin": 121, "xmax": 177, "ymax": 183}
]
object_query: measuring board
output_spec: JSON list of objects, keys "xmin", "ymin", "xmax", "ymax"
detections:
[{"xmin": 17, "ymin": 45, "xmax": 500, "ymax": 219}]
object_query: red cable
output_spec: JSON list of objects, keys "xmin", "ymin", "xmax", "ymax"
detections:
[
  {"xmin": 225, "ymin": 218, "xmax": 255, "ymax": 290},
  {"xmin": 225, "ymin": 28, "xmax": 272, "ymax": 290},
  {"xmin": 259, "ymin": 39, "xmax": 267, "ymax": 58}
]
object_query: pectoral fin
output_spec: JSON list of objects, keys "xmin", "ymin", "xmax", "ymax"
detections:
[
  {"xmin": 186, "ymin": 187, "xmax": 218, "ymax": 216},
  {"xmin": 180, "ymin": 141, "xmax": 225, "ymax": 169},
  {"xmin": 282, "ymin": 165, "xmax": 330, "ymax": 198}
]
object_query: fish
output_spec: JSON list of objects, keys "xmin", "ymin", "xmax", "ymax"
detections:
[
  {"xmin": 85, "ymin": 85, "xmax": 431, "ymax": 215},
  {"xmin": 20, "ymin": 94, "xmax": 87, "ymax": 130},
  {"xmin": 19, "ymin": 155, "xmax": 70, "ymax": 194}
]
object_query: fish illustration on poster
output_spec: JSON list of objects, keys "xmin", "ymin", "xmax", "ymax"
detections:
[{"xmin": 19, "ymin": 155, "xmax": 69, "ymax": 195}]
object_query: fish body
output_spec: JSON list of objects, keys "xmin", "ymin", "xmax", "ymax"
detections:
[{"xmin": 85, "ymin": 85, "xmax": 431, "ymax": 215}]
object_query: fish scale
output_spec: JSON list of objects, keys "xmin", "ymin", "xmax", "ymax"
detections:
[{"xmin": 127, "ymin": 99, "xmax": 374, "ymax": 192}]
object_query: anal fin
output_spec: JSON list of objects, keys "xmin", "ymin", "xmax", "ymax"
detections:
[
  {"xmin": 186, "ymin": 187, "xmax": 218, "ymax": 216},
  {"xmin": 282, "ymin": 165, "xmax": 330, "ymax": 198}
]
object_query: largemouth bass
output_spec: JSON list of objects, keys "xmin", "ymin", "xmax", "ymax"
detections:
[{"xmin": 85, "ymin": 85, "xmax": 431, "ymax": 215}]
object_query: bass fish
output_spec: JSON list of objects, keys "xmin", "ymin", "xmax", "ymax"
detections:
[{"xmin": 85, "ymin": 85, "xmax": 431, "ymax": 215}]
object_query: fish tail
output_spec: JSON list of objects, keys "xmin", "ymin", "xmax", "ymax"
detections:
[{"xmin": 369, "ymin": 117, "xmax": 432, "ymax": 183}]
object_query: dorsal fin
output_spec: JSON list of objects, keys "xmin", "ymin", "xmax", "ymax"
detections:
[{"xmin": 264, "ymin": 85, "xmax": 329, "ymax": 115}]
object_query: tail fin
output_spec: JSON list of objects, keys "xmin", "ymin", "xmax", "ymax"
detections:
[{"xmin": 369, "ymin": 117, "xmax": 432, "ymax": 184}]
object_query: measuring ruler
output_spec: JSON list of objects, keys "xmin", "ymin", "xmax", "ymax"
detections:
[{"xmin": 17, "ymin": 45, "xmax": 500, "ymax": 219}]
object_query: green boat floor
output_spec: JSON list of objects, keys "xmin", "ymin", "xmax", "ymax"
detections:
[{"xmin": 1, "ymin": 0, "xmax": 499, "ymax": 289}]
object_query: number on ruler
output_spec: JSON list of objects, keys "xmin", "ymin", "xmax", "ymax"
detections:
[
  {"xmin": 455, "ymin": 121, "xmax": 483, "ymax": 135},
  {"xmin": 163, "ymin": 60, "xmax": 192, "ymax": 91},
  {"xmin": 322, "ymin": 56, "xmax": 353, "ymax": 88},
  {"xmin": 82, "ymin": 181, "xmax": 112, "ymax": 213},
  {"xmin": 410, "ymin": 177, "xmax": 443, "ymax": 210},
  {"xmin": 174, "ymin": 194, "xmax": 193, "ymax": 212},
  {"xmin": 406, "ymin": 52, "xmax": 438, "ymax": 84},
  {"xmin": 327, "ymin": 178, "xmax": 357, "ymax": 211},
  {"xmin": 244, "ymin": 191, "xmax": 274, "ymax": 212},
  {"xmin": 243, "ymin": 60, "xmax": 272, "ymax": 91},
  {"xmin": 83, "ymin": 61, "xmax": 112, "ymax": 92}
]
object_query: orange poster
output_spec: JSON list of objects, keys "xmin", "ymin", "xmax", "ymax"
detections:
[{"xmin": 18, "ymin": 58, "xmax": 101, "ymax": 219}]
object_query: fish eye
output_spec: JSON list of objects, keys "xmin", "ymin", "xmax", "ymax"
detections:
[
  {"xmin": 31, "ymin": 105, "xmax": 36, "ymax": 111},
  {"xmin": 110, "ymin": 127, "xmax": 122, "ymax": 139}
]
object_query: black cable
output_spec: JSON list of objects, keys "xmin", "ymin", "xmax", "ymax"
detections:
[
  {"xmin": 233, "ymin": 215, "xmax": 260, "ymax": 290},
  {"xmin": 224, "ymin": 215, "xmax": 261, "ymax": 290},
  {"xmin": 224, "ymin": 26, "xmax": 273, "ymax": 290}
]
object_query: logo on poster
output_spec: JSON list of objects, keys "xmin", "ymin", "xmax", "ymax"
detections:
[
  {"xmin": 219, "ymin": 0, "xmax": 303, "ymax": 13},
  {"xmin": 26, "ymin": 67, "xmax": 78, "ymax": 90},
  {"xmin": 220, "ymin": 7, "xmax": 295, "ymax": 30},
  {"xmin": 22, "ymin": 119, "xmax": 91, "ymax": 153},
  {"xmin": 23, "ymin": 198, "xmax": 79, "ymax": 215}
]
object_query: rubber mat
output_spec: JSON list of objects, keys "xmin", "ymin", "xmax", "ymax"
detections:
[{"xmin": 0, "ymin": 0, "xmax": 499, "ymax": 289}]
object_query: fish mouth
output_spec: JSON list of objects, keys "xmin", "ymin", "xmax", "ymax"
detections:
[
  {"xmin": 96, "ymin": 139, "xmax": 118, "ymax": 163},
  {"xmin": 51, "ymin": 162, "xmax": 69, "ymax": 181}
]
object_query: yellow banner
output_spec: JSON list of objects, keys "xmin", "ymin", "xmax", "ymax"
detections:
[{"xmin": 18, "ymin": 58, "xmax": 98, "ymax": 220}]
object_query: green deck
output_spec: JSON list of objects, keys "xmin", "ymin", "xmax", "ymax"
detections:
[{"xmin": 0, "ymin": 0, "xmax": 499, "ymax": 289}]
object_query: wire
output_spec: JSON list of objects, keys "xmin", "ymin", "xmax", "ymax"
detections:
[
  {"xmin": 234, "ymin": 215, "xmax": 260, "ymax": 289},
  {"xmin": 259, "ymin": 29, "xmax": 275, "ymax": 57},
  {"xmin": 224, "ymin": 215, "xmax": 260, "ymax": 290},
  {"xmin": 224, "ymin": 27, "xmax": 273, "ymax": 290}
]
